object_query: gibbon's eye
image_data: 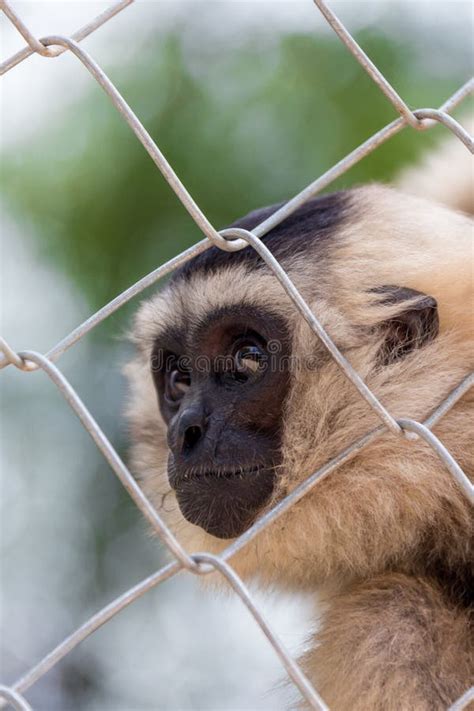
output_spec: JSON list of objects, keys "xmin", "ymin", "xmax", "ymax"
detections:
[
  {"xmin": 165, "ymin": 367, "xmax": 190, "ymax": 404},
  {"xmin": 232, "ymin": 340, "xmax": 266, "ymax": 381}
]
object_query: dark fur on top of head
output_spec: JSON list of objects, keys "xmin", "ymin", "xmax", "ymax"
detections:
[
  {"xmin": 126, "ymin": 165, "xmax": 473, "ymax": 708},
  {"xmin": 173, "ymin": 191, "xmax": 351, "ymax": 281}
]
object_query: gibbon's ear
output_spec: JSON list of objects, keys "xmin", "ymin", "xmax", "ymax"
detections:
[{"xmin": 372, "ymin": 285, "xmax": 439, "ymax": 366}]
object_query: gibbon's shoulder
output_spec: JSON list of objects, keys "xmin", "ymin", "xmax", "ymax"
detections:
[{"xmin": 397, "ymin": 114, "xmax": 474, "ymax": 216}]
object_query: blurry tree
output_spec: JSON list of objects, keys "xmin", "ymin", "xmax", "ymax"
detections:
[{"xmin": 3, "ymin": 27, "xmax": 470, "ymax": 319}]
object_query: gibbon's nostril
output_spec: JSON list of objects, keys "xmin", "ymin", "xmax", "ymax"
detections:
[
  {"xmin": 183, "ymin": 424, "xmax": 202, "ymax": 453},
  {"xmin": 175, "ymin": 406, "xmax": 207, "ymax": 456}
]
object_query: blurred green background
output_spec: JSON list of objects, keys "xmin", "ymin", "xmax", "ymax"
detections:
[
  {"xmin": 1, "ymin": 2, "xmax": 472, "ymax": 709},
  {"xmin": 4, "ymin": 19, "xmax": 472, "ymax": 311}
]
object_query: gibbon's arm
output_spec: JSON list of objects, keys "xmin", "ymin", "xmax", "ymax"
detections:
[{"xmin": 300, "ymin": 573, "xmax": 473, "ymax": 711}]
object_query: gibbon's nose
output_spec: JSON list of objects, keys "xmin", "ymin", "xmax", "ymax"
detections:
[{"xmin": 175, "ymin": 406, "xmax": 207, "ymax": 457}]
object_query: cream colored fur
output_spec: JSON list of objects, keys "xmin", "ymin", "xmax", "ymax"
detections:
[
  {"xmin": 126, "ymin": 136, "xmax": 473, "ymax": 709},
  {"xmin": 398, "ymin": 114, "xmax": 473, "ymax": 216}
]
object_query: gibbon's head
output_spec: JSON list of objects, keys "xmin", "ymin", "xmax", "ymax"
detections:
[{"xmin": 126, "ymin": 185, "xmax": 473, "ymax": 585}]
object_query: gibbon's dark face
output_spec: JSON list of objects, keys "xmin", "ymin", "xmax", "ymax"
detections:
[
  {"xmin": 146, "ymin": 192, "xmax": 351, "ymax": 539},
  {"xmin": 144, "ymin": 193, "xmax": 352, "ymax": 538},
  {"xmin": 151, "ymin": 305, "xmax": 291, "ymax": 539}
]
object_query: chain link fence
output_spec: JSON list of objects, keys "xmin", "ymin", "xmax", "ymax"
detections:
[{"xmin": 1, "ymin": 1, "xmax": 473, "ymax": 709}]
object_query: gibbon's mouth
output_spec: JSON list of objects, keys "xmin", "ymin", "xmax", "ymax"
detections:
[
  {"xmin": 169, "ymin": 463, "xmax": 276, "ymax": 539},
  {"xmin": 174, "ymin": 464, "xmax": 264, "ymax": 482}
]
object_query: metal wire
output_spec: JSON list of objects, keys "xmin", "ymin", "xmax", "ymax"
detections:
[
  {"xmin": 448, "ymin": 687, "xmax": 474, "ymax": 711},
  {"xmin": 0, "ymin": 0, "xmax": 134, "ymax": 75},
  {"xmin": 313, "ymin": 0, "xmax": 421, "ymax": 128},
  {"xmin": 0, "ymin": 688, "xmax": 32, "ymax": 711},
  {"xmin": 1, "ymin": 1, "xmax": 472, "ymax": 709}
]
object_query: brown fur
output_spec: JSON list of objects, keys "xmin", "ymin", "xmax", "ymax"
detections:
[
  {"xmin": 125, "ymin": 139, "xmax": 474, "ymax": 709},
  {"xmin": 301, "ymin": 573, "xmax": 472, "ymax": 710}
]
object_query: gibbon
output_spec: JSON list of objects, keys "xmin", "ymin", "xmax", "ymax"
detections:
[{"xmin": 126, "ymin": 129, "xmax": 473, "ymax": 710}]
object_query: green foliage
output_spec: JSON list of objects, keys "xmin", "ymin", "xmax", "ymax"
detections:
[{"xmin": 2, "ymin": 27, "xmax": 468, "ymax": 317}]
